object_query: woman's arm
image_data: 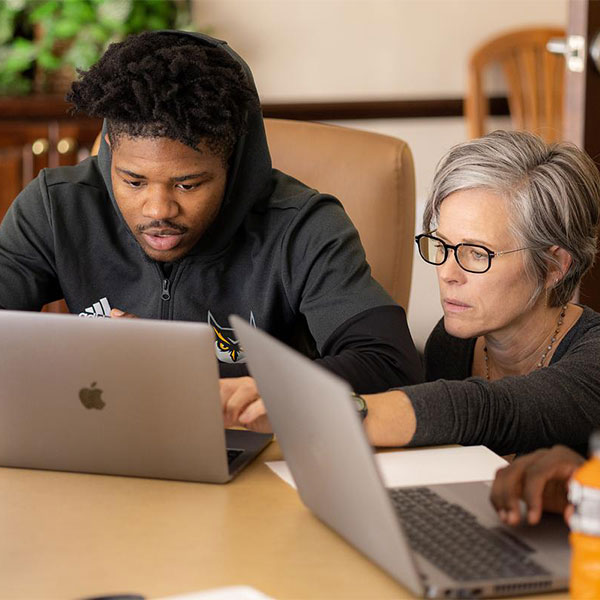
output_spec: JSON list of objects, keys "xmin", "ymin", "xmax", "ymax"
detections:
[{"xmin": 361, "ymin": 315, "xmax": 600, "ymax": 454}]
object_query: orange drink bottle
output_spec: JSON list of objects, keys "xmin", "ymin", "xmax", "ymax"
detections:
[{"xmin": 569, "ymin": 431, "xmax": 600, "ymax": 599}]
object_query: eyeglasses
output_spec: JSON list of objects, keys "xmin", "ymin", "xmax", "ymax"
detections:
[{"xmin": 415, "ymin": 233, "xmax": 533, "ymax": 274}]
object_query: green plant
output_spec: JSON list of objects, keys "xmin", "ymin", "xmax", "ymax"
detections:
[{"xmin": 0, "ymin": 0, "xmax": 196, "ymax": 95}]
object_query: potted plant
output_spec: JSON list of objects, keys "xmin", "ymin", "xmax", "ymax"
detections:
[{"xmin": 0, "ymin": 0, "xmax": 196, "ymax": 95}]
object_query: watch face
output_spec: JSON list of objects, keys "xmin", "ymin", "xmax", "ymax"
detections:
[{"xmin": 352, "ymin": 393, "xmax": 368, "ymax": 420}]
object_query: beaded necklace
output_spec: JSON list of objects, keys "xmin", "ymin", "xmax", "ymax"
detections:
[{"xmin": 483, "ymin": 304, "xmax": 567, "ymax": 381}]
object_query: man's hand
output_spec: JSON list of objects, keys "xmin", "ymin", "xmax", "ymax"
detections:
[
  {"xmin": 110, "ymin": 308, "xmax": 138, "ymax": 318},
  {"xmin": 490, "ymin": 445, "xmax": 584, "ymax": 526},
  {"xmin": 219, "ymin": 376, "xmax": 272, "ymax": 433}
]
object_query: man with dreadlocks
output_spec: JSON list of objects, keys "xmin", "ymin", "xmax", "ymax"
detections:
[{"xmin": 0, "ymin": 31, "xmax": 422, "ymax": 431}]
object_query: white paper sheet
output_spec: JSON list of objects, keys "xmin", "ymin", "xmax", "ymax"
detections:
[
  {"xmin": 156, "ymin": 586, "xmax": 273, "ymax": 600},
  {"xmin": 266, "ymin": 445, "xmax": 507, "ymax": 490}
]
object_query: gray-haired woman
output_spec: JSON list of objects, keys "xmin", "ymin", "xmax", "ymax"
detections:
[{"xmin": 363, "ymin": 129, "xmax": 600, "ymax": 456}]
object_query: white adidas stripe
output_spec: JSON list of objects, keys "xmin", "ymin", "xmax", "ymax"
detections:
[
  {"xmin": 79, "ymin": 297, "xmax": 112, "ymax": 318},
  {"xmin": 100, "ymin": 297, "xmax": 111, "ymax": 315}
]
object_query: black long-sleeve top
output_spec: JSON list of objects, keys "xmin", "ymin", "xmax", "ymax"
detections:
[{"xmin": 402, "ymin": 306, "xmax": 600, "ymax": 456}]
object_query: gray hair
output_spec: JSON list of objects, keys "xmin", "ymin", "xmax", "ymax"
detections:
[{"xmin": 423, "ymin": 130, "xmax": 600, "ymax": 307}]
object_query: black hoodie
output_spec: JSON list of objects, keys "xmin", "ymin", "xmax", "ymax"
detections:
[{"xmin": 0, "ymin": 32, "xmax": 423, "ymax": 392}]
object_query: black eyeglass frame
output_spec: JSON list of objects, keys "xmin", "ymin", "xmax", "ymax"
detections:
[{"xmin": 414, "ymin": 233, "xmax": 533, "ymax": 274}]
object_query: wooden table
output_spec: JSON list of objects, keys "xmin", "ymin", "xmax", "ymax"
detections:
[{"xmin": 0, "ymin": 442, "xmax": 567, "ymax": 599}]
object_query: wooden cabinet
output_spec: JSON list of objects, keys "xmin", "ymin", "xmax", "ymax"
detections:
[
  {"xmin": 0, "ymin": 95, "xmax": 102, "ymax": 221},
  {"xmin": 0, "ymin": 96, "xmax": 101, "ymax": 313}
]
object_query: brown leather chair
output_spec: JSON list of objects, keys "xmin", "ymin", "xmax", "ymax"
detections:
[
  {"xmin": 465, "ymin": 27, "xmax": 566, "ymax": 143},
  {"xmin": 91, "ymin": 118, "xmax": 415, "ymax": 308},
  {"xmin": 263, "ymin": 119, "xmax": 414, "ymax": 308}
]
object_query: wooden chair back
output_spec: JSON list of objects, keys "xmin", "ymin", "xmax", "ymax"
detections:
[{"xmin": 465, "ymin": 27, "xmax": 566, "ymax": 142}]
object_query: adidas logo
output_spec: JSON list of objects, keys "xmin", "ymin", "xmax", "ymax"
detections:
[{"xmin": 79, "ymin": 297, "xmax": 112, "ymax": 318}]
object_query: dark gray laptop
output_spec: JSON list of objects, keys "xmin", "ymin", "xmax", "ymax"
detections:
[
  {"xmin": 231, "ymin": 315, "xmax": 569, "ymax": 598},
  {"xmin": 0, "ymin": 310, "xmax": 271, "ymax": 483}
]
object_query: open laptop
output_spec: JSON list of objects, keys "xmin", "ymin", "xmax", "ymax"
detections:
[
  {"xmin": 231, "ymin": 315, "xmax": 570, "ymax": 599},
  {"xmin": 0, "ymin": 310, "xmax": 271, "ymax": 483}
]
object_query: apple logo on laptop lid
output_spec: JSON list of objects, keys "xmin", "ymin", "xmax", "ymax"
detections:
[{"xmin": 79, "ymin": 382, "xmax": 105, "ymax": 410}]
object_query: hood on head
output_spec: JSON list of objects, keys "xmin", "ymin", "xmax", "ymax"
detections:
[{"xmin": 96, "ymin": 30, "xmax": 273, "ymax": 258}]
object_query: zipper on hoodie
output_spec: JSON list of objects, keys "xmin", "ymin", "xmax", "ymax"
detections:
[
  {"xmin": 161, "ymin": 278, "xmax": 171, "ymax": 301},
  {"xmin": 156, "ymin": 263, "xmax": 178, "ymax": 319},
  {"xmin": 160, "ymin": 277, "xmax": 171, "ymax": 319}
]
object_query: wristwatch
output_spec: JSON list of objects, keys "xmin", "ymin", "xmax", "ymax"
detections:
[{"xmin": 351, "ymin": 393, "xmax": 368, "ymax": 421}]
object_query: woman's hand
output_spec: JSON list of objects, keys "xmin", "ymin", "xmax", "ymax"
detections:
[{"xmin": 490, "ymin": 445, "xmax": 584, "ymax": 525}]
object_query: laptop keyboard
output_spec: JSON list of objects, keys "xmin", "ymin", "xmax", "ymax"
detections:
[
  {"xmin": 389, "ymin": 487, "xmax": 550, "ymax": 582},
  {"xmin": 227, "ymin": 448, "xmax": 244, "ymax": 465}
]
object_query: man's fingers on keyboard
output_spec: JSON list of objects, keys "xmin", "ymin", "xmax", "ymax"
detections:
[
  {"xmin": 522, "ymin": 452, "xmax": 581, "ymax": 523},
  {"xmin": 490, "ymin": 451, "xmax": 542, "ymax": 522},
  {"xmin": 521, "ymin": 465, "xmax": 556, "ymax": 525}
]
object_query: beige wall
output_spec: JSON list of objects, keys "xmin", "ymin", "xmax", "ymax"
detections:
[
  {"xmin": 194, "ymin": 0, "xmax": 566, "ymax": 101},
  {"xmin": 193, "ymin": 0, "xmax": 568, "ymax": 347}
]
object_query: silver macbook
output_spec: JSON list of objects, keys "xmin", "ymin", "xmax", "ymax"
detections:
[
  {"xmin": 231, "ymin": 315, "xmax": 570, "ymax": 598},
  {"xmin": 0, "ymin": 310, "xmax": 271, "ymax": 483}
]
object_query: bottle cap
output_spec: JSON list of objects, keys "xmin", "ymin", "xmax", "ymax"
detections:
[{"xmin": 590, "ymin": 430, "xmax": 600, "ymax": 456}]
